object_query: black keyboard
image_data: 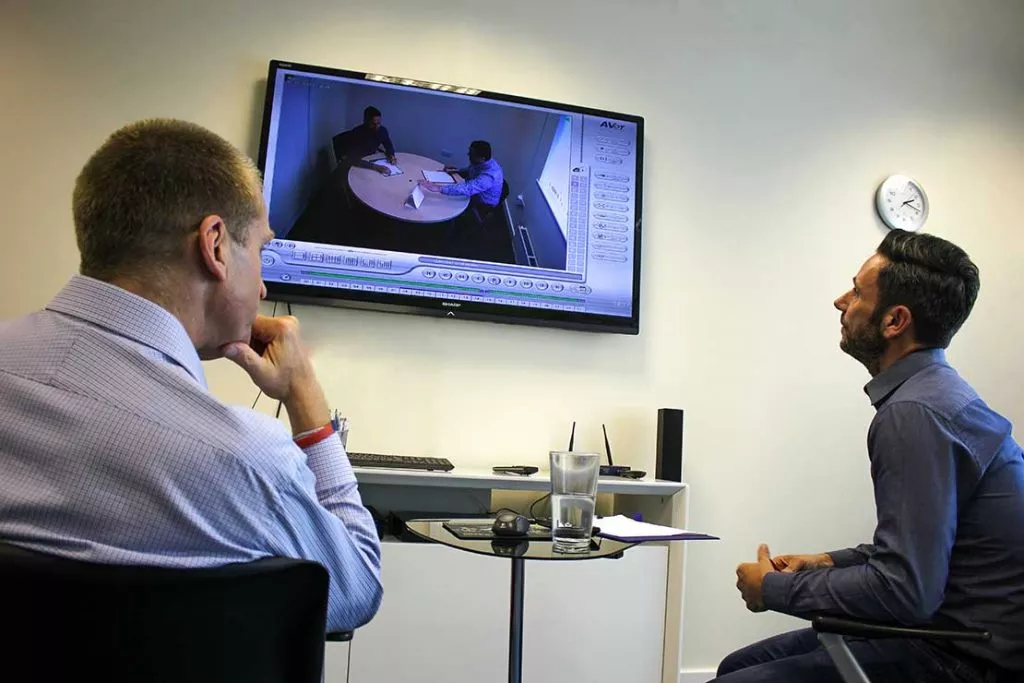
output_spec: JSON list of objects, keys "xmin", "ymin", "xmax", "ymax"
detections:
[{"xmin": 347, "ymin": 452, "xmax": 454, "ymax": 472}]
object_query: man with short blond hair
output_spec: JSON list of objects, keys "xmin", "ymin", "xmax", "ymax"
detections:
[{"xmin": 0, "ymin": 119, "xmax": 382, "ymax": 632}]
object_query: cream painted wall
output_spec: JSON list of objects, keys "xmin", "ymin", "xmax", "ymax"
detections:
[{"xmin": 2, "ymin": 0, "xmax": 1022, "ymax": 674}]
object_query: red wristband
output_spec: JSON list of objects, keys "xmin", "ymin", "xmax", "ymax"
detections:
[{"xmin": 294, "ymin": 423, "xmax": 336, "ymax": 449}]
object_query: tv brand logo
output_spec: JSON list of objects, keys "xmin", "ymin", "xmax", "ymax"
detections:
[
  {"xmin": 600, "ymin": 121, "xmax": 625, "ymax": 130},
  {"xmin": 442, "ymin": 301, "xmax": 462, "ymax": 308}
]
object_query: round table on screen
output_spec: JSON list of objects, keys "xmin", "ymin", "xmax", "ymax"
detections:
[{"xmin": 347, "ymin": 152, "xmax": 470, "ymax": 224}]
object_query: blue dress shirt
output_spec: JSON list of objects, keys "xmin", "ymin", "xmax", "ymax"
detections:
[
  {"xmin": 441, "ymin": 158, "xmax": 504, "ymax": 207},
  {"xmin": 763, "ymin": 349, "xmax": 1024, "ymax": 671},
  {"xmin": 0, "ymin": 275, "xmax": 382, "ymax": 632}
]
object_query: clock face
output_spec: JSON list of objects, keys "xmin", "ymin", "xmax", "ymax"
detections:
[{"xmin": 876, "ymin": 175, "xmax": 928, "ymax": 231}]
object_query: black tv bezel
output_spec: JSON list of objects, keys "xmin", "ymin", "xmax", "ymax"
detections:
[{"xmin": 256, "ymin": 59, "xmax": 644, "ymax": 335}]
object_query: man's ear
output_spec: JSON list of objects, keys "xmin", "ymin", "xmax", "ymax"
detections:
[
  {"xmin": 880, "ymin": 304, "xmax": 913, "ymax": 340},
  {"xmin": 196, "ymin": 215, "xmax": 229, "ymax": 282}
]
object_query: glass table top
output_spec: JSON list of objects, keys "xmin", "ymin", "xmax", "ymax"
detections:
[{"xmin": 404, "ymin": 519, "xmax": 635, "ymax": 561}]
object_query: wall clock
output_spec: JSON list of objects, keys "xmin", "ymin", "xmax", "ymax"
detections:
[{"xmin": 876, "ymin": 174, "xmax": 928, "ymax": 231}]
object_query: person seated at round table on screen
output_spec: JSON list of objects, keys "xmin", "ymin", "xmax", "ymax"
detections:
[
  {"xmin": 336, "ymin": 105, "xmax": 396, "ymax": 175},
  {"xmin": 420, "ymin": 140, "xmax": 504, "ymax": 211}
]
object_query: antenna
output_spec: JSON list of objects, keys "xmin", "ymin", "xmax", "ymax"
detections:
[
  {"xmin": 568, "ymin": 421, "xmax": 576, "ymax": 451},
  {"xmin": 602, "ymin": 424, "xmax": 614, "ymax": 466}
]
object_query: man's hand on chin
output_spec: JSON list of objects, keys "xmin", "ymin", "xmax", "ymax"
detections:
[
  {"xmin": 736, "ymin": 544, "xmax": 777, "ymax": 612},
  {"xmin": 220, "ymin": 314, "xmax": 314, "ymax": 401},
  {"xmin": 221, "ymin": 314, "xmax": 330, "ymax": 434}
]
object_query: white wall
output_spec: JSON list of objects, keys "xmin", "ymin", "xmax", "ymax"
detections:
[{"xmin": 2, "ymin": 0, "xmax": 1023, "ymax": 675}]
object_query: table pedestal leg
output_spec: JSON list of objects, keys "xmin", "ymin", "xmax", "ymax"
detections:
[{"xmin": 508, "ymin": 557, "xmax": 525, "ymax": 683}]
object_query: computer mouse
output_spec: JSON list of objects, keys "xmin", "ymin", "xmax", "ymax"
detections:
[{"xmin": 492, "ymin": 511, "xmax": 531, "ymax": 537}]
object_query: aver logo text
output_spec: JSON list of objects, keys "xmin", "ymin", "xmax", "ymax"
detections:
[{"xmin": 600, "ymin": 121, "xmax": 625, "ymax": 130}]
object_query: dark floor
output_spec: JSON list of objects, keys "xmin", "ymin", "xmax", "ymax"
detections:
[{"xmin": 285, "ymin": 166, "xmax": 516, "ymax": 264}]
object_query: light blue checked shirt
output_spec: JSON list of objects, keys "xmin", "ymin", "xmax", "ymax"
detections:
[
  {"xmin": 0, "ymin": 275, "xmax": 382, "ymax": 632},
  {"xmin": 441, "ymin": 158, "xmax": 504, "ymax": 207}
]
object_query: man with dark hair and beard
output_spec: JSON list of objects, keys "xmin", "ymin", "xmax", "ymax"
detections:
[{"xmin": 714, "ymin": 230, "xmax": 1024, "ymax": 683}]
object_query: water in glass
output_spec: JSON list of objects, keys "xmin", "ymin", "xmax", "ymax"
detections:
[{"xmin": 551, "ymin": 493, "xmax": 596, "ymax": 553}]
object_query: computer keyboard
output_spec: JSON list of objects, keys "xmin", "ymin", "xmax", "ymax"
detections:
[{"xmin": 347, "ymin": 452, "xmax": 454, "ymax": 472}]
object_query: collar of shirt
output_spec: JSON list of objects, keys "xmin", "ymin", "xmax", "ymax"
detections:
[
  {"xmin": 470, "ymin": 159, "xmax": 498, "ymax": 175},
  {"xmin": 45, "ymin": 274, "xmax": 207, "ymax": 388},
  {"xmin": 864, "ymin": 347, "xmax": 947, "ymax": 408}
]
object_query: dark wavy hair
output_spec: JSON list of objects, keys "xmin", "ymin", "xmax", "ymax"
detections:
[{"xmin": 874, "ymin": 229, "xmax": 980, "ymax": 348}]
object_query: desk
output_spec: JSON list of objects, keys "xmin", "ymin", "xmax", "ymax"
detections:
[
  {"xmin": 407, "ymin": 520, "xmax": 634, "ymax": 683},
  {"xmin": 348, "ymin": 152, "xmax": 469, "ymax": 223},
  {"xmin": 339, "ymin": 467, "xmax": 689, "ymax": 683}
]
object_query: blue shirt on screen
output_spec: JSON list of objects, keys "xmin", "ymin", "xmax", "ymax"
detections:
[{"xmin": 441, "ymin": 157, "xmax": 504, "ymax": 207}]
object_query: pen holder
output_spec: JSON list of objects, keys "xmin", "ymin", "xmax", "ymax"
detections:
[{"xmin": 334, "ymin": 416, "xmax": 349, "ymax": 448}]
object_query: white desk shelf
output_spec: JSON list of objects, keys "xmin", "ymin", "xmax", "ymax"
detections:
[{"xmin": 352, "ymin": 466, "xmax": 686, "ymax": 496}]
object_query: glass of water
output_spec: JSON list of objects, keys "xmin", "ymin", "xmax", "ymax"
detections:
[{"xmin": 549, "ymin": 451, "xmax": 601, "ymax": 553}]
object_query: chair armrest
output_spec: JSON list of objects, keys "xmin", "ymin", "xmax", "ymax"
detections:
[
  {"xmin": 326, "ymin": 631, "xmax": 353, "ymax": 642},
  {"xmin": 812, "ymin": 616, "xmax": 990, "ymax": 642}
]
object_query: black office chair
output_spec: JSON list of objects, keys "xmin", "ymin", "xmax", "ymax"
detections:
[
  {"xmin": 471, "ymin": 179, "xmax": 510, "ymax": 225},
  {"xmin": 329, "ymin": 130, "xmax": 361, "ymax": 210},
  {"xmin": 0, "ymin": 542, "xmax": 352, "ymax": 683},
  {"xmin": 812, "ymin": 615, "xmax": 991, "ymax": 683},
  {"xmin": 331, "ymin": 131, "xmax": 353, "ymax": 170}
]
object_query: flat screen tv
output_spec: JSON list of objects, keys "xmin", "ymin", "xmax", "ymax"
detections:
[{"xmin": 256, "ymin": 59, "xmax": 644, "ymax": 334}]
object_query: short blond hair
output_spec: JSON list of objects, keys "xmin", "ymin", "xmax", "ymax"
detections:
[{"xmin": 72, "ymin": 118, "xmax": 263, "ymax": 280}]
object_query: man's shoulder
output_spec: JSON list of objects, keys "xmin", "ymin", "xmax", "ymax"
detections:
[
  {"xmin": 891, "ymin": 362, "xmax": 978, "ymax": 420},
  {"xmin": 2, "ymin": 309, "xmax": 300, "ymax": 480},
  {"xmin": 0, "ymin": 309, "xmax": 77, "ymax": 381},
  {"xmin": 167, "ymin": 407, "xmax": 303, "ymax": 496},
  {"xmin": 218, "ymin": 406, "xmax": 305, "ymax": 473},
  {"xmin": 112, "ymin": 394, "xmax": 304, "ymax": 485},
  {"xmin": 105, "ymin": 392, "xmax": 305, "ymax": 491},
  {"xmin": 0, "ymin": 307, "xmax": 65, "ymax": 340},
  {"xmin": 873, "ymin": 362, "xmax": 1014, "ymax": 457}
]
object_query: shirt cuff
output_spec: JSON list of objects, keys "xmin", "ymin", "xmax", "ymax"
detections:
[
  {"xmin": 827, "ymin": 548, "xmax": 866, "ymax": 568},
  {"xmin": 762, "ymin": 571, "xmax": 794, "ymax": 612},
  {"xmin": 302, "ymin": 434, "xmax": 356, "ymax": 493}
]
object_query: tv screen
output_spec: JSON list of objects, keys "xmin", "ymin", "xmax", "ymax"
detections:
[{"xmin": 256, "ymin": 59, "xmax": 644, "ymax": 334}]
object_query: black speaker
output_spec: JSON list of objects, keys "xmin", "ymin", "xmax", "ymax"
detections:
[{"xmin": 656, "ymin": 408, "xmax": 684, "ymax": 482}]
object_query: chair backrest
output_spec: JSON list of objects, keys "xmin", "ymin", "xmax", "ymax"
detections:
[
  {"xmin": 0, "ymin": 543, "xmax": 330, "ymax": 683},
  {"xmin": 332, "ymin": 130, "xmax": 353, "ymax": 166},
  {"xmin": 471, "ymin": 180, "xmax": 512, "ymax": 225}
]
